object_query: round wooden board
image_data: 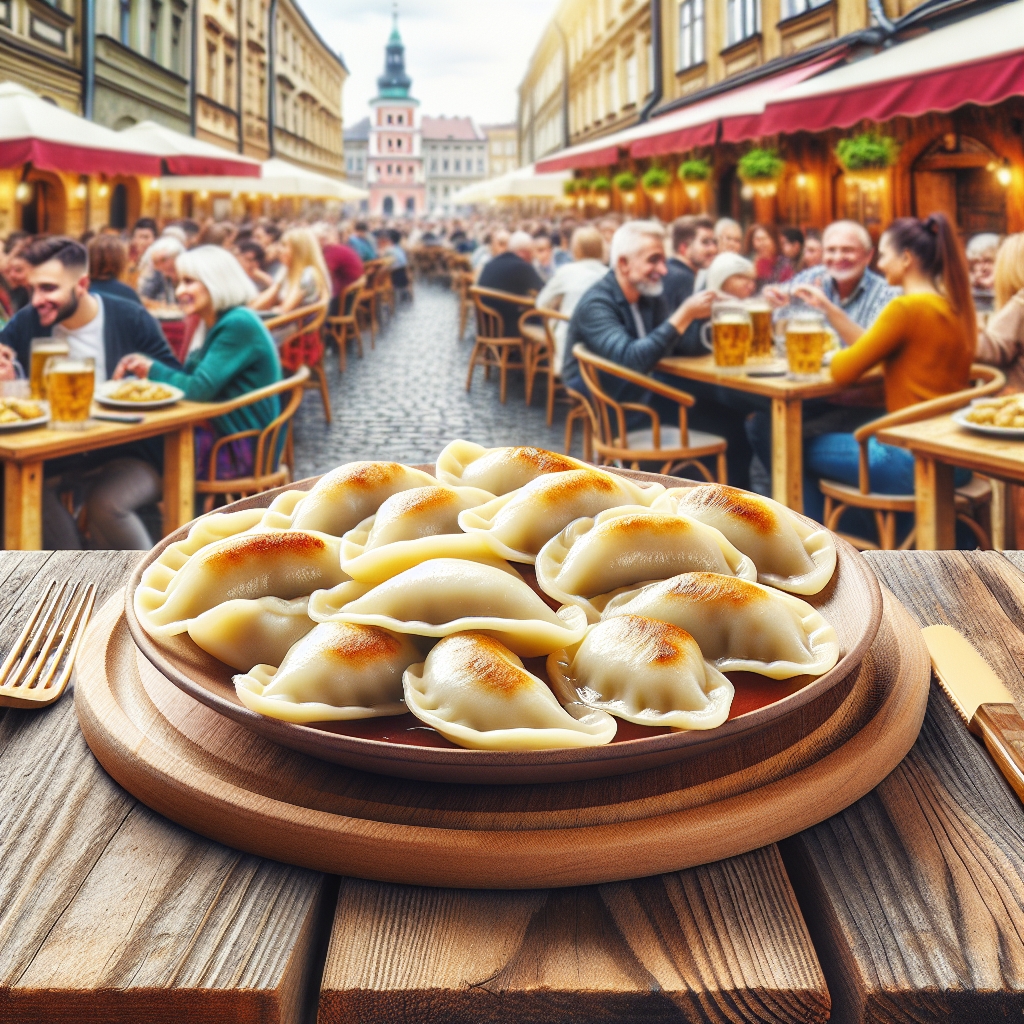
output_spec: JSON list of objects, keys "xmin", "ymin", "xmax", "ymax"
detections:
[{"xmin": 76, "ymin": 585, "xmax": 929, "ymax": 889}]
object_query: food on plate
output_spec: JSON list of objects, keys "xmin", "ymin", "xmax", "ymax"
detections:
[
  {"xmin": 964, "ymin": 394, "xmax": 1024, "ymax": 428},
  {"xmin": 459, "ymin": 469, "xmax": 665, "ymax": 563},
  {"xmin": 308, "ymin": 557, "xmax": 587, "ymax": 657},
  {"xmin": 597, "ymin": 572, "xmax": 839, "ymax": 679},
  {"xmin": 403, "ymin": 632, "xmax": 616, "ymax": 749},
  {"xmin": 187, "ymin": 596, "xmax": 316, "ymax": 671},
  {"xmin": 0, "ymin": 398, "xmax": 44, "ymax": 423},
  {"xmin": 261, "ymin": 461, "xmax": 437, "ymax": 536},
  {"xmin": 234, "ymin": 621, "xmax": 421, "ymax": 723},
  {"xmin": 135, "ymin": 528, "xmax": 350, "ymax": 637},
  {"xmin": 436, "ymin": 439, "xmax": 593, "ymax": 494},
  {"xmin": 536, "ymin": 507, "xmax": 756, "ymax": 622},
  {"xmin": 108, "ymin": 380, "xmax": 175, "ymax": 402},
  {"xmin": 548, "ymin": 615, "xmax": 734, "ymax": 730},
  {"xmin": 652, "ymin": 484, "xmax": 836, "ymax": 595}
]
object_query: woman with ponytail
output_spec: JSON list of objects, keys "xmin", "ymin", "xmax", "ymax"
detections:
[{"xmin": 801, "ymin": 212, "xmax": 976, "ymax": 524}]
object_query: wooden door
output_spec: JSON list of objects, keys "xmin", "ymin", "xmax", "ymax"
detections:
[{"xmin": 913, "ymin": 170, "xmax": 958, "ymax": 222}]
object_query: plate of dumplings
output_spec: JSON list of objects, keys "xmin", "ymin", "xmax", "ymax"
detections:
[{"xmin": 127, "ymin": 440, "xmax": 883, "ymax": 784}]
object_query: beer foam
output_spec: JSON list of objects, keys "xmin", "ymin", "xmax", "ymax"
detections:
[
  {"xmin": 715, "ymin": 314, "xmax": 750, "ymax": 325},
  {"xmin": 51, "ymin": 360, "xmax": 94, "ymax": 373},
  {"xmin": 786, "ymin": 323, "xmax": 824, "ymax": 334}
]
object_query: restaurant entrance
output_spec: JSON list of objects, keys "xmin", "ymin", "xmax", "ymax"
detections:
[{"xmin": 19, "ymin": 170, "xmax": 66, "ymax": 234}]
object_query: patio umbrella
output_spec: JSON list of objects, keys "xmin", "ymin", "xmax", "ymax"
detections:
[
  {"xmin": 157, "ymin": 156, "xmax": 368, "ymax": 200},
  {"xmin": 450, "ymin": 164, "xmax": 570, "ymax": 205},
  {"xmin": 0, "ymin": 81, "xmax": 161, "ymax": 175},
  {"xmin": 119, "ymin": 120, "xmax": 262, "ymax": 177}
]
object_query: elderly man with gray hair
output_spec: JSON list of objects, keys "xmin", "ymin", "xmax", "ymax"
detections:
[
  {"xmin": 139, "ymin": 234, "xmax": 185, "ymax": 308},
  {"xmin": 477, "ymin": 229, "xmax": 544, "ymax": 337}
]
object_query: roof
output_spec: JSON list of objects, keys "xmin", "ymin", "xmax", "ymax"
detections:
[
  {"xmin": 344, "ymin": 116, "xmax": 371, "ymax": 142},
  {"xmin": 480, "ymin": 122, "xmax": 517, "ymax": 133},
  {"xmin": 279, "ymin": 0, "xmax": 348, "ymax": 75},
  {"xmin": 421, "ymin": 116, "xmax": 484, "ymax": 141}
]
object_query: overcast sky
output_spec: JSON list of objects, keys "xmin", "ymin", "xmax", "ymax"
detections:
[{"xmin": 300, "ymin": 0, "xmax": 556, "ymax": 127}]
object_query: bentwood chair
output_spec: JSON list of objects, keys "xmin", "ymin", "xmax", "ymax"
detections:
[
  {"xmin": 195, "ymin": 367, "xmax": 309, "ymax": 514},
  {"xmin": 265, "ymin": 299, "xmax": 330, "ymax": 422},
  {"xmin": 466, "ymin": 286, "xmax": 533, "ymax": 404},
  {"xmin": 373, "ymin": 258, "xmax": 395, "ymax": 320},
  {"xmin": 819, "ymin": 364, "xmax": 1006, "ymax": 550},
  {"xmin": 572, "ymin": 344, "xmax": 728, "ymax": 480},
  {"xmin": 323, "ymin": 275, "xmax": 366, "ymax": 373},
  {"xmin": 355, "ymin": 259, "xmax": 386, "ymax": 347},
  {"xmin": 518, "ymin": 306, "xmax": 577, "ymax": 425},
  {"xmin": 450, "ymin": 256, "xmax": 474, "ymax": 340}
]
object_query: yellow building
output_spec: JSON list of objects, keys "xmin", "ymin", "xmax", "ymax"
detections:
[{"xmin": 482, "ymin": 123, "xmax": 519, "ymax": 177}]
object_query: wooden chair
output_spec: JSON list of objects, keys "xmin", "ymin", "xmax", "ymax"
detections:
[
  {"xmin": 355, "ymin": 259, "xmax": 386, "ymax": 348},
  {"xmin": 195, "ymin": 367, "xmax": 310, "ymax": 514},
  {"xmin": 373, "ymin": 258, "xmax": 395, "ymax": 320},
  {"xmin": 323, "ymin": 275, "xmax": 365, "ymax": 373},
  {"xmin": 451, "ymin": 257, "xmax": 474, "ymax": 340},
  {"xmin": 518, "ymin": 306, "xmax": 575, "ymax": 425},
  {"xmin": 466, "ymin": 286, "xmax": 533, "ymax": 404},
  {"xmin": 264, "ymin": 299, "xmax": 330, "ymax": 422},
  {"xmin": 572, "ymin": 343, "xmax": 728, "ymax": 480},
  {"xmin": 819, "ymin": 364, "xmax": 1006, "ymax": 550}
]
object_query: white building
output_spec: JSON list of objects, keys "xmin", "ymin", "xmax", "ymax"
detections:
[{"xmin": 422, "ymin": 115, "xmax": 486, "ymax": 214}]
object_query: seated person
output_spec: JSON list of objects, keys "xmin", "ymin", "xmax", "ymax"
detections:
[
  {"xmin": 379, "ymin": 229, "xmax": 410, "ymax": 294},
  {"xmin": 975, "ymin": 232, "xmax": 1024, "ymax": 391},
  {"xmin": 706, "ymin": 252, "xmax": 756, "ymax": 298},
  {"xmin": 663, "ymin": 216, "xmax": 717, "ymax": 310},
  {"xmin": 252, "ymin": 222, "xmax": 284, "ymax": 278},
  {"xmin": 251, "ymin": 228, "xmax": 330, "ymax": 315},
  {"xmin": 477, "ymin": 230, "xmax": 543, "ymax": 337},
  {"xmin": 313, "ymin": 223, "xmax": 363, "ymax": 313},
  {"xmin": 967, "ymin": 232, "xmax": 1000, "ymax": 315},
  {"xmin": 126, "ymin": 217, "xmax": 157, "ymax": 288},
  {"xmin": 236, "ymin": 240, "xmax": 275, "ymax": 291},
  {"xmin": 349, "ymin": 221, "xmax": 377, "ymax": 262},
  {"xmin": 86, "ymin": 234, "xmax": 141, "ymax": 305},
  {"xmin": 114, "ymin": 245, "xmax": 283, "ymax": 489},
  {"xmin": 0, "ymin": 236, "xmax": 180, "ymax": 549},
  {"xmin": 138, "ymin": 235, "xmax": 184, "ymax": 308}
]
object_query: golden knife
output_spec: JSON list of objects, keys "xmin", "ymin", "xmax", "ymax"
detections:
[{"xmin": 922, "ymin": 625, "xmax": 1024, "ymax": 803}]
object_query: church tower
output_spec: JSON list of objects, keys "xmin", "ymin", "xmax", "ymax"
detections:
[{"xmin": 367, "ymin": 7, "xmax": 424, "ymax": 218}]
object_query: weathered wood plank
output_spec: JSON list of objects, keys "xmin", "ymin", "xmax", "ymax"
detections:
[
  {"xmin": 0, "ymin": 552, "xmax": 331, "ymax": 1024},
  {"xmin": 780, "ymin": 550, "xmax": 1024, "ymax": 1024},
  {"xmin": 319, "ymin": 846, "xmax": 830, "ymax": 1024}
]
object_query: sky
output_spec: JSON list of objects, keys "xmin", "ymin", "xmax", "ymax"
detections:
[{"xmin": 300, "ymin": 0, "xmax": 557, "ymax": 128}]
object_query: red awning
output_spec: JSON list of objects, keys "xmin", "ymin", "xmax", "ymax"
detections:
[
  {"xmin": 119, "ymin": 120, "xmax": 263, "ymax": 177},
  {"xmin": 536, "ymin": 145, "xmax": 622, "ymax": 174},
  {"xmin": 0, "ymin": 138, "xmax": 160, "ymax": 176}
]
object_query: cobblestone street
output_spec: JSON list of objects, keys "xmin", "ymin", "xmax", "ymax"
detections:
[{"xmin": 291, "ymin": 282, "xmax": 572, "ymax": 477}]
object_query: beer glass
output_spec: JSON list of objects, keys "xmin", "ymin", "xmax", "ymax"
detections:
[
  {"xmin": 702, "ymin": 301, "xmax": 752, "ymax": 373},
  {"xmin": 45, "ymin": 356, "xmax": 95, "ymax": 430},
  {"xmin": 745, "ymin": 298, "xmax": 774, "ymax": 361},
  {"xmin": 785, "ymin": 310, "xmax": 829, "ymax": 379},
  {"xmin": 29, "ymin": 338, "xmax": 69, "ymax": 400}
]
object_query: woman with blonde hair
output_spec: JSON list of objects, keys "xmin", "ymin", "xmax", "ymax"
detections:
[
  {"xmin": 976, "ymin": 233, "xmax": 1024, "ymax": 391},
  {"xmin": 252, "ymin": 227, "xmax": 330, "ymax": 314}
]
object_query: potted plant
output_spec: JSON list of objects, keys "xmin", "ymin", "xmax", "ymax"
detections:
[
  {"xmin": 562, "ymin": 179, "xmax": 580, "ymax": 197},
  {"xmin": 835, "ymin": 132, "xmax": 898, "ymax": 191},
  {"xmin": 737, "ymin": 148, "xmax": 785, "ymax": 198},
  {"xmin": 613, "ymin": 171, "xmax": 638, "ymax": 205},
  {"xmin": 641, "ymin": 166, "xmax": 671, "ymax": 205},
  {"xmin": 678, "ymin": 159, "xmax": 711, "ymax": 201},
  {"xmin": 591, "ymin": 175, "xmax": 612, "ymax": 210}
]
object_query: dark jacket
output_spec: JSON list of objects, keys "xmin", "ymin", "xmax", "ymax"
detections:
[
  {"xmin": 477, "ymin": 251, "xmax": 544, "ymax": 336},
  {"xmin": 562, "ymin": 270, "xmax": 704, "ymax": 404},
  {"xmin": 89, "ymin": 279, "xmax": 143, "ymax": 305},
  {"xmin": 662, "ymin": 256, "xmax": 696, "ymax": 311}
]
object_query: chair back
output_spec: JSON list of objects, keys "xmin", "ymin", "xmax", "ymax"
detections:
[
  {"xmin": 253, "ymin": 367, "xmax": 309, "ymax": 479},
  {"xmin": 264, "ymin": 299, "xmax": 329, "ymax": 348},
  {"xmin": 339, "ymin": 275, "xmax": 365, "ymax": 317},
  {"xmin": 469, "ymin": 286, "xmax": 534, "ymax": 341},
  {"xmin": 851, "ymin": 364, "xmax": 1006, "ymax": 493},
  {"xmin": 519, "ymin": 306, "xmax": 569, "ymax": 350}
]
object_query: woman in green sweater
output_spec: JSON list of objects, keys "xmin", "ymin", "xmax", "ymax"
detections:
[{"xmin": 114, "ymin": 244, "xmax": 283, "ymax": 480}]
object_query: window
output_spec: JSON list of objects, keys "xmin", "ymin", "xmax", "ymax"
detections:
[
  {"xmin": 148, "ymin": 0, "xmax": 160, "ymax": 60},
  {"xmin": 442, "ymin": 159, "xmax": 449, "ymax": 171},
  {"xmin": 387, "ymin": 113, "xmax": 393, "ymax": 124},
  {"xmin": 454, "ymin": 159, "xmax": 461, "ymax": 172},
  {"xmin": 431, "ymin": 158, "xmax": 437, "ymax": 172},
  {"xmin": 491, "ymin": 141, "xmax": 501, "ymax": 155},
  {"xmin": 119, "ymin": 0, "xmax": 131, "ymax": 45},
  {"xmin": 678, "ymin": 0, "xmax": 704, "ymax": 69},
  {"xmin": 605, "ymin": 62, "xmax": 618, "ymax": 113},
  {"xmin": 387, "ymin": 163, "xmax": 392, "ymax": 173},
  {"xmin": 396, "ymin": 138, "xmax": 402, "ymax": 149},
  {"xmin": 477, "ymin": 158, "xmax": 483, "ymax": 172},
  {"xmin": 625, "ymin": 52, "xmax": 638, "ymax": 105},
  {"xmin": 171, "ymin": 13, "xmax": 181, "ymax": 71},
  {"xmin": 505, "ymin": 140, "xmax": 515, "ymax": 155},
  {"xmin": 206, "ymin": 41, "xmax": 217, "ymax": 98},
  {"xmin": 727, "ymin": 0, "xmax": 759, "ymax": 45},
  {"xmin": 224, "ymin": 52, "xmax": 234, "ymax": 106},
  {"xmin": 397, "ymin": 113, "xmax": 403, "ymax": 124},
  {"xmin": 782, "ymin": 0, "xmax": 828, "ymax": 15}
]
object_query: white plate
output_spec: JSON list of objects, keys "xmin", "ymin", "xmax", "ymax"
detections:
[
  {"xmin": 0, "ymin": 401, "xmax": 49, "ymax": 431},
  {"xmin": 952, "ymin": 406, "xmax": 1024, "ymax": 439},
  {"xmin": 95, "ymin": 381, "xmax": 184, "ymax": 410}
]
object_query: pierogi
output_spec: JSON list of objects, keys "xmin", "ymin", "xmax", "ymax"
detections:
[
  {"xmin": 188, "ymin": 596, "xmax": 315, "ymax": 671},
  {"xmin": 436, "ymin": 439, "xmax": 593, "ymax": 495}
]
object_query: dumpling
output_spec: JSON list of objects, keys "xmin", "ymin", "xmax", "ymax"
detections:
[
  {"xmin": 135, "ymin": 529, "xmax": 350, "ymax": 638},
  {"xmin": 459, "ymin": 469, "xmax": 665, "ymax": 564},
  {"xmin": 536, "ymin": 507, "xmax": 756, "ymax": 622},
  {"xmin": 260, "ymin": 461, "xmax": 437, "ymax": 535},
  {"xmin": 235, "ymin": 622, "xmax": 421, "ymax": 723},
  {"xmin": 547, "ymin": 616, "xmax": 734, "ymax": 730},
  {"xmin": 309, "ymin": 558, "xmax": 587, "ymax": 657},
  {"xmin": 403, "ymin": 632, "xmax": 616, "ymax": 749},
  {"xmin": 188, "ymin": 596, "xmax": 315, "ymax": 670},
  {"xmin": 598, "ymin": 572, "xmax": 840, "ymax": 679},
  {"xmin": 436, "ymin": 439, "xmax": 593, "ymax": 494},
  {"xmin": 340, "ymin": 483, "xmax": 497, "ymax": 583},
  {"xmin": 652, "ymin": 485, "xmax": 836, "ymax": 595}
]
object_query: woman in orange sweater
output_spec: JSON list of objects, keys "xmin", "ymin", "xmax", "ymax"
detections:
[{"xmin": 802, "ymin": 212, "xmax": 975, "ymax": 525}]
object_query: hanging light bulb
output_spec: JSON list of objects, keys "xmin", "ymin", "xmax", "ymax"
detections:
[
  {"xmin": 996, "ymin": 161, "xmax": 1012, "ymax": 187},
  {"xmin": 97, "ymin": 184, "xmax": 110, "ymax": 198},
  {"xmin": 796, "ymin": 174, "xmax": 808, "ymax": 189},
  {"xmin": 15, "ymin": 182, "xmax": 32, "ymax": 203}
]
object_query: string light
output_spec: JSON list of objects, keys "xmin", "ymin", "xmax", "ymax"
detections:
[
  {"xmin": 14, "ymin": 182, "xmax": 32, "ymax": 203},
  {"xmin": 996, "ymin": 161, "xmax": 1012, "ymax": 187}
]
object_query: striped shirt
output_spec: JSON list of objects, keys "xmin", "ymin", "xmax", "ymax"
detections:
[{"xmin": 791, "ymin": 265, "xmax": 900, "ymax": 332}]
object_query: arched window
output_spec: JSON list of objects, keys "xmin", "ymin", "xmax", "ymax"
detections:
[
  {"xmin": 405, "ymin": 196, "xmax": 415, "ymax": 213},
  {"xmin": 382, "ymin": 196, "xmax": 394, "ymax": 215},
  {"xmin": 110, "ymin": 183, "xmax": 129, "ymax": 229}
]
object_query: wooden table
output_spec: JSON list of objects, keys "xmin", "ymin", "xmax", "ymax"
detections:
[
  {"xmin": 3, "ymin": 549, "xmax": 1024, "ymax": 1021},
  {"xmin": 657, "ymin": 354, "xmax": 875, "ymax": 511},
  {"xmin": 878, "ymin": 414, "xmax": 1024, "ymax": 549}
]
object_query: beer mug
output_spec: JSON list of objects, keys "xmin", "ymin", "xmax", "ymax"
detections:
[
  {"xmin": 745, "ymin": 298, "xmax": 774, "ymax": 361},
  {"xmin": 785, "ymin": 309, "xmax": 829, "ymax": 379},
  {"xmin": 45, "ymin": 355, "xmax": 95, "ymax": 430},
  {"xmin": 701, "ymin": 300, "xmax": 752, "ymax": 373},
  {"xmin": 30, "ymin": 337, "xmax": 69, "ymax": 401}
]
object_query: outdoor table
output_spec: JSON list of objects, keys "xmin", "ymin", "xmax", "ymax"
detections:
[
  {"xmin": 878, "ymin": 413, "xmax": 1022, "ymax": 549},
  {"xmin": 657, "ymin": 354, "xmax": 877, "ymax": 511},
  {"xmin": 3, "ymin": 548, "xmax": 1024, "ymax": 1021}
]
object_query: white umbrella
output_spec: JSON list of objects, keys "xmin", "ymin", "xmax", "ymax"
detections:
[
  {"xmin": 119, "ymin": 120, "xmax": 262, "ymax": 177},
  {"xmin": 158, "ymin": 156, "xmax": 368, "ymax": 200},
  {"xmin": 0, "ymin": 81, "xmax": 161, "ymax": 175},
  {"xmin": 450, "ymin": 164, "xmax": 570, "ymax": 205}
]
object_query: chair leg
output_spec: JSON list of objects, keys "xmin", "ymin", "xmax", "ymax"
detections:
[
  {"xmin": 956, "ymin": 512, "xmax": 992, "ymax": 550},
  {"xmin": 499, "ymin": 345, "xmax": 509, "ymax": 404},
  {"xmin": 315, "ymin": 363, "xmax": 332, "ymax": 424},
  {"xmin": 523, "ymin": 345, "xmax": 535, "ymax": 407},
  {"xmin": 546, "ymin": 370, "xmax": 556, "ymax": 427},
  {"xmin": 716, "ymin": 452, "xmax": 727, "ymax": 484},
  {"xmin": 466, "ymin": 344, "xmax": 481, "ymax": 392}
]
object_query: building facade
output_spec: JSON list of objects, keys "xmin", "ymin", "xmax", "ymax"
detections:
[
  {"xmin": 0, "ymin": 0, "xmax": 81, "ymax": 111},
  {"xmin": 422, "ymin": 115, "xmax": 485, "ymax": 213},
  {"xmin": 344, "ymin": 115, "xmax": 369, "ymax": 186},
  {"xmin": 366, "ymin": 13, "xmax": 424, "ymax": 217},
  {"xmin": 482, "ymin": 122, "xmax": 519, "ymax": 177}
]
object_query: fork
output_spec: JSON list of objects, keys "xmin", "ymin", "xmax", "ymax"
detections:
[{"xmin": 0, "ymin": 580, "xmax": 97, "ymax": 709}]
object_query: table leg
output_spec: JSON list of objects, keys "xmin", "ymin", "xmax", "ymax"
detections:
[
  {"xmin": 914, "ymin": 456, "xmax": 956, "ymax": 550},
  {"xmin": 4, "ymin": 460, "xmax": 44, "ymax": 550},
  {"xmin": 163, "ymin": 427, "xmax": 195, "ymax": 536},
  {"xmin": 771, "ymin": 397, "xmax": 803, "ymax": 512},
  {"xmin": 990, "ymin": 479, "xmax": 1014, "ymax": 551}
]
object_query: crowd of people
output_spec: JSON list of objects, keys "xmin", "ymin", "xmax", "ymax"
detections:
[{"xmin": 0, "ymin": 202, "xmax": 1020, "ymax": 552}]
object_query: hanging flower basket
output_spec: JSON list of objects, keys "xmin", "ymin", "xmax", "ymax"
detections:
[
  {"xmin": 614, "ymin": 171, "xmax": 638, "ymax": 204},
  {"xmin": 591, "ymin": 175, "xmax": 611, "ymax": 209},
  {"xmin": 835, "ymin": 133, "xmax": 898, "ymax": 191},
  {"xmin": 642, "ymin": 167, "xmax": 671, "ymax": 205},
  {"xmin": 678, "ymin": 159, "xmax": 711, "ymax": 182},
  {"xmin": 738, "ymin": 148, "xmax": 784, "ymax": 197}
]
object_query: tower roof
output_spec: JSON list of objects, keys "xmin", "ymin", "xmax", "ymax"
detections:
[{"xmin": 377, "ymin": 6, "xmax": 412, "ymax": 98}]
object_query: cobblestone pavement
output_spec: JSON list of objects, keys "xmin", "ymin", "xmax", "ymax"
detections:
[{"xmin": 291, "ymin": 283, "xmax": 574, "ymax": 477}]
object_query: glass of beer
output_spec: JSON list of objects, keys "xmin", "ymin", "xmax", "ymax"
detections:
[
  {"xmin": 785, "ymin": 310, "xmax": 829, "ymax": 379},
  {"xmin": 703, "ymin": 301, "xmax": 752, "ymax": 373},
  {"xmin": 45, "ymin": 356, "xmax": 95, "ymax": 430},
  {"xmin": 746, "ymin": 298, "xmax": 774, "ymax": 361},
  {"xmin": 30, "ymin": 338, "xmax": 69, "ymax": 400}
]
